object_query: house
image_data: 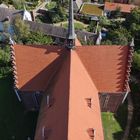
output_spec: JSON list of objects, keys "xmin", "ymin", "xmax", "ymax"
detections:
[
  {"xmin": 0, "ymin": 7, "xmax": 33, "ymax": 22},
  {"xmin": 73, "ymin": 0, "xmax": 83, "ymax": 12},
  {"xmin": 104, "ymin": 2, "xmax": 137, "ymax": 16},
  {"xmin": 10, "ymin": 0, "xmax": 133, "ymax": 140},
  {"xmin": 130, "ymin": 0, "xmax": 140, "ymax": 6},
  {"xmin": 114, "ymin": 0, "xmax": 129, "ymax": 3},
  {"xmin": 79, "ymin": 3, "xmax": 104, "ymax": 17},
  {"xmin": 114, "ymin": 0, "xmax": 140, "ymax": 5},
  {"xmin": 26, "ymin": 20, "xmax": 97, "ymax": 42},
  {"xmin": 0, "ymin": 3, "xmax": 9, "ymax": 8}
]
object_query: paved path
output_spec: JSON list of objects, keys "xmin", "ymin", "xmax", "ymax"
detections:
[{"xmin": 121, "ymin": 94, "xmax": 134, "ymax": 140}]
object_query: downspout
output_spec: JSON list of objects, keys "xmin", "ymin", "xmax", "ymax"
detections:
[
  {"xmin": 14, "ymin": 88, "xmax": 21, "ymax": 102},
  {"xmin": 122, "ymin": 90, "xmax": 129, "ymax": 103}
]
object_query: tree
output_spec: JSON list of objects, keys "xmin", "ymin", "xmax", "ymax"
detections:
[
  {"xmin": 12, "ymin": 0, "xmax": 25, "ymax": 9},
  {"xmin": 113, "ymin": 6, "xmax": 122, "ymax": 19},
  {"xmin": 49, "ymin": 4, "xmax": 67, "ymax": 23},
  {"xmin": 99, "ymin": 16, "xmax": 111, "ymax": 27},
  {"xmin": 26, "ymin": 31, "xmax": 53, "ymax": 45},
  {"xmin": 107, "ymin": 27, "xmax": 131, "ymax": 45},
  {"xmin": 125, "ymin": 8, "xmax": 140, "ymax": 49},
  {"xmin": 0, "ymin": 45, "xmax": 11, "ymax": 76},
  {"xmin": 86, "ymin": 21, "xmax": 97, "ymax": 32},
  {"xmin": 133, "ymin": 51, "xmax": 140, "ymax": 71},
  {"xmin": 12, "ymin": 16, "xmax": 30, "ymax": 43}
]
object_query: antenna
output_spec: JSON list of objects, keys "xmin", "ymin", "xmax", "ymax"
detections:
[{"xmin": 67, "ymin": 0, "xmax": 76, "ymax": 49}]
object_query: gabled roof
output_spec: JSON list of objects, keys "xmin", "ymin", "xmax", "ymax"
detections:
[
  {"xmin": 104, "ymin": 2, "xmax": 137, "ymax": 13},
  {"xmin": 11, "ymin": 44, "xmax": 133, "ymax": 140},
  {"xmin": 12, "ymin": 44, "xmax": 131, "ymax": 93},
  {"xmin": 0, "ymin": 7, "xmax": 22, "ymax": 22},
  {"xmin": 35, "ymin": 50, "xmax": 104, "ymax": 140}
]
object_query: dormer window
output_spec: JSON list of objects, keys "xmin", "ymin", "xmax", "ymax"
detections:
[
  {"xmin": 87, "ymin": 128, "xmax": 95, "ymax": 140},
  {"xmin": 85, "ymin": 98, "xmax": 92, "ymax": 108}
]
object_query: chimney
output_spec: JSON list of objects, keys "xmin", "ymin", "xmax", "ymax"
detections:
[{"xmin": 67, "ymin": 0, "xmax": 76, "ymax": 49}]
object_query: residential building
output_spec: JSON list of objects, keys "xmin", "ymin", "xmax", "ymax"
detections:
[{"xmin": 104, "ymin": 2, "xmax": 137, "ymax": 16}]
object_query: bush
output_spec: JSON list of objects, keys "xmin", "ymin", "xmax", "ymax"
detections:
[
  {"xmin": 133, "ymin": 51, "xmax": 140, "ymax": 71},
  {"xmin": 0, "ymin": 46, "xmax": 11, "ymax": 77},
  {"xmin": 48, "ymin": 5, "xmax": 67, "ymax": 23},
  {"xmin": 45, "ymin": 2, "xmax": 56, "ymax": 10},
  {"xmin": 26, "ymin": 31, "xmax": 53, "ymax": 45}
]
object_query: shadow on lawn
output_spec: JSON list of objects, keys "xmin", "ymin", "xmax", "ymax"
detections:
[
  {"xmin": 0, "ymin": 74, "xmax": 38, "ymax": 140},
  {"xmin": 113, "ymin": 101, "xmax": 128, "ymax": 140}
]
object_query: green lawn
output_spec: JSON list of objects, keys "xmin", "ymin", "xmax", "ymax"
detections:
[
  {"xmin": 62, "ymin": 22, "xmax": 85, "ymax": 30},
  {"xmin": 102, "ymin": 102, "xmax": 127, "ymax": 140},
  {"xmin": 0, "ymin": 74, "xmax": 38, "ymax": 140},
  {"xmin": 80, "ymin": 3, "xmax": 103, "ymax": 16}
]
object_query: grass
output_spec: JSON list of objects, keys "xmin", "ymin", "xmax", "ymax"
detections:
[
  {"xmin": 0, "ymin": 73, "xmax": 38, "ymax": 140},
  {"xmin": 62, "ymin": 22, "xmax": 85, "ymax": 30},
  {"xmin": 102, "ymin": 102, "xmax": 127, "ymax": 140},
  {"xmin": 55, "ymin": 20, "xmax": 88, "ymax": 30},
  {"xmin": 80, "ymin": 3, "xmax": 103, "ymax": 16}
]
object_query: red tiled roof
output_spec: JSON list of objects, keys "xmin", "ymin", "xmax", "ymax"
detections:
[
  {"xmin": 11, "ymin": 44, "xmax": 132, "ymax": 140},
  {"xmin": 12, "ymin": 44, "xmax": 130, "ymax": 93},
  {"xmin": 35, "ymin": 51, "xmax": 104, "ymax": 140},
  {"xmin": 13, "ymin": 44, "xmax": 67, "ymax": 91},
  {"xmin": 76, "ymin": 45, "xmax": 129, "ymax": 93},
  {"xmin": 104, "ymin": 2, "xmax": 136, "ymax": 13}
]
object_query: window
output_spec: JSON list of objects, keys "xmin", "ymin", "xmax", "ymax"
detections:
[
  {"xmin": 85, "ymin": 98, "xmax": 92, "ymax": 108},
  {"xmin": 87, "ymin": 128, "xmax": 95, "ymax": 140},
  {"xmin": 103, "ymin": 95, "xmax": 110, "ymax": 108}
]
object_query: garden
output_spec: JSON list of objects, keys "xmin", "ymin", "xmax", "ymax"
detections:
[{"xmin": 102, "ymin": 101, "xmax": 128, "ymax": 140}]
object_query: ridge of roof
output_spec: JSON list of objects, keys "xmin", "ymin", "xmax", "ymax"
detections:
[{"xmin": 68, "ymin": 50, "xmax": 104, "ymax": 140}]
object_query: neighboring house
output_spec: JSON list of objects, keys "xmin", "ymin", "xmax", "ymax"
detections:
[
  {"xmin": 104, "ymin": 2, "xmax": 137, "ymax": 16},
  {"xmin": 114, "ymin": 0, "xmax": 129, "ymax": 3},
  {"xmin": 23, "ymin": 9, "xmax": 32, "ymax": 21},
  {"xmin": 0, "ymin": 7, "xmax": 96, "ymax": 41},
  {"xmin": 0, "ymin": 3, "xmax": 8, "ymax": 8},
  {"xmin": 73, "ymin": 0, "xmax": 83, "ymax": 12},
  {"xmin": 115, "ymin": 0, "xmax": 140, "ymax": 5},
  {"xmin": 129, "ymin": 0, "xmax": 140, "ymax": 6},
  {"xmin": 0, "ymin": 7, "xmax": 33, "ymax": 22},
  {"xmin": 26, "ymin": 21, "xmax": 96, "ymax": 41},
  {"xmin": 79, "ymin": 3, "xmax": 104, "ymax": 18}
]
